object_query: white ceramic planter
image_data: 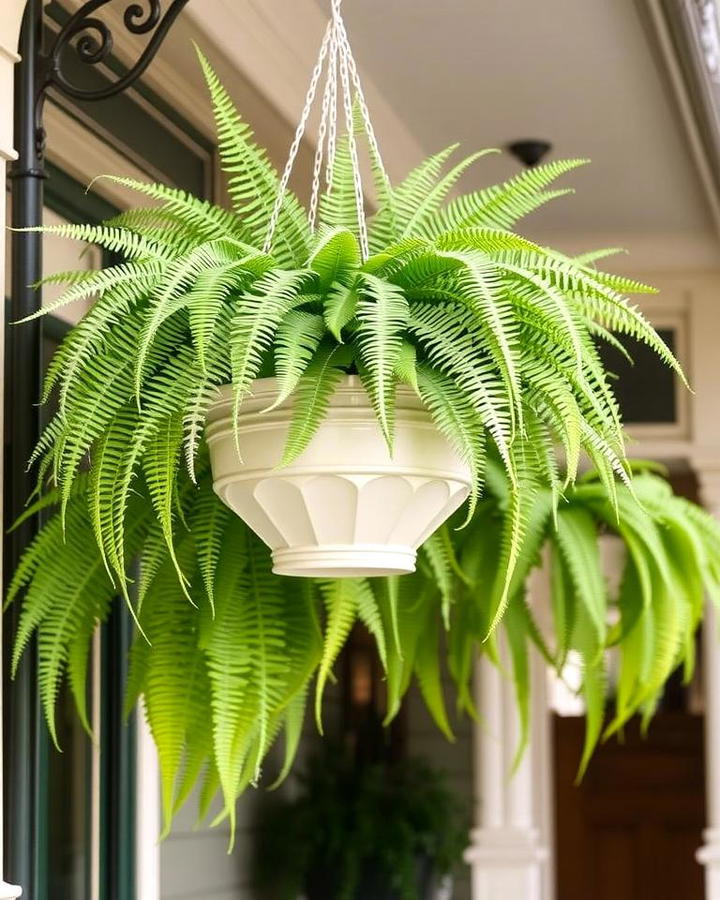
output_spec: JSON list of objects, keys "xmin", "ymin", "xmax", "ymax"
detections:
[{"xmin": 205, "ymin": 376, "xmax": 472, "ymax": 578}]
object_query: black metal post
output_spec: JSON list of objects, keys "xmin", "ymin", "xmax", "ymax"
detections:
[
  {"xmin": 3, "ymin": 0, "xmax": 191, "ymax": 892},
  {"xmin": 4, "ymin": 0, "xmax": 45, "ymax": 891}
]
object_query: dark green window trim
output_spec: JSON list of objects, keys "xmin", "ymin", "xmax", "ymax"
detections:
[{"xmin": 101, "ymin": 609, "xmax": 137, "ymax": 900}]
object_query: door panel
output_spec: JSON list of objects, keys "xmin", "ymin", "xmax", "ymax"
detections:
[{"xmin": 554, "ymin": 713, "xmax": 705, "ymax": 900}]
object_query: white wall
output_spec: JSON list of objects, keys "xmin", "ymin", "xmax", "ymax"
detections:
[
  {"xmin": 0, "ymin": 8, "xmax": 24, "ymax": 899},
  {"xmin": 160, "ymin": 789, "xmax": 260, "ymax": 900}
]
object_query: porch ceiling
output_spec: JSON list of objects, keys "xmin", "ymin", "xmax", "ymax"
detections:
[
  {"xmin": 314, "ymin": 0, "xmax": 713, "ymax": 243},
  {"xmin": 175, "ymin": 0, "xmax": 720, "ymax": 267}
]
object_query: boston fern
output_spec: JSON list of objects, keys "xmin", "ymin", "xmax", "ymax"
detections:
[
  {"xmin": 7, "ymin": 49, "xmax": 705, "ymax": 837},
  {"xmin": 416, "ymin": 462, "xmax": 720, "ymax": 774},
  {"xmin": 20, "ymin": 51, "xmax": 681, "ymax": 609}
]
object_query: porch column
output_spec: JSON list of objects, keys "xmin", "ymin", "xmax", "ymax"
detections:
[
  {"xmin": 135, "ymin": 709, "xmax": 161, "ymax": 900},
  {"xmin": 695, "ymin": 462, "xmax": 720, "ymax": 900},
  {"xmin": 0, "ymin": 5, "xmax": 26, "ymax": 898},
  {"xmin": 465, "ymin": 600, "xmax": 552, "ymax": 900}
]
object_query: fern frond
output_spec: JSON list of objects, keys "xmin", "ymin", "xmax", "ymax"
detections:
[
  {"xmin": 205, "ymin": 523, "xmax": 288, "ymax": 837},
  {"xmin": 94, "ymin": 175, "xmax": 246, "ymax": 242},
  {"xmin": 21, "ymin": 222, "xmax": 174, "ymax": 262},
  {"xmin": 139, "ymin": 537, "xmax": 208, "ymax": 833},
  {"xmin": 269, "ymin": 311, "xmax": 326, "ymax": 410},
  {"xmin": 355, "ymin": 273, "xmax": 409, "ymax": 446},
  {"xmin": 15, "ymin": 259, "xmax": 162, "ymax": 323},
  {"xmin": 369, "ymin": 144, "xmax": 460, "ymax": 251},
  {"xmin": 318, "ymin": 134, "xmax": 364, "ymax": 237},
  {"xmin": 428, "ymin": 157, "xmax": 588, "ymax": 235},
  {"xmin": 308, "ymin": 226, "xmax": 361, "ymax": 290},
  {"xmin": 280, "ymin": 342, "xmax": 353, "ymax": 466},
  {"xmin": 409, "ymin": 302, "xmax": 515, "ymax": 481},
  {"xmin": 401, "ymin": 150, "xmax": 494, "ymax": 238},
  {"xmin": 196, "ymin": 46, "xmax": 310, "ymax": 266},
  {"xmin": 414, "ymin": 602, "xmax": 454, "ymax": 740},
  {"xmin": 323, "ymin": 281, "xmax": 359, "ymax": 342},
  {"xmin": 142, "ymin": 413, "xmax": 187, "ymax": 591},
  {"xmin": 315, "ymin": 579, "xmax": 362, "ymax": 729},
  {"xmin": 230, "ymin": 270, "xmax": 310, "ymax": 443}
]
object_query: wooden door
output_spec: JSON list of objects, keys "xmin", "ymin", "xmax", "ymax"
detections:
[{"xmin": 554, "ymin": 713, "xmax": 705, "ymax": 900}]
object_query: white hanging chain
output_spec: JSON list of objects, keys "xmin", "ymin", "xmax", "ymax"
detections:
[
  {"xmin": 337, "ymin": 22, "xmax": 369, "ymax": 258},
  {"xmin": 263, "ymin": 19, "xmax": 332, "ymax": 254},
  {"xmin": 308, "ymin": 25, "xmax": 337, "ymax": 230},
  {"xmin": 333, "ymin": 13, "xmax": 392, "ymax": 203},
  {"xmin": 263, "ymin": 0, "xmax": 391, "ymax": 260},
  {"xmin": 326, "ymin": 41, "xmax": 338, "ymax": 190}
]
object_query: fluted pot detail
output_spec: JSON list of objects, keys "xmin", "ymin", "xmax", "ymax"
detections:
[{"xmin": 205, "ymin": 376, "xmax": 472, "ymax": 577}]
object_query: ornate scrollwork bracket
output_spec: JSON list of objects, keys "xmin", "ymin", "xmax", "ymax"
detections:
[{"xmin": 33, "ymin": 0, "xmax": 191, "ymax": 162}]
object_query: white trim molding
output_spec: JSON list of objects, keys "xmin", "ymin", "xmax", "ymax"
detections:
[
  {"xmin": 642, "ymin": 0, "xmax": 720, "ymax": 242},
  {"xmin": 0, "ymin": 46, "xmax": 19, "ymax": 165},
  {"xmin": 465, "ymin": 631, "xmax": 552, "ymax": 900},
  {"xmin": 135, "ymin": 707, "xmax": 161, "ymax": 900},
  {"xmin": 0, "ymin": 3, "xmax": 24, "ymax": 161},
  {"xmin": 695, "ymin": 465, "xmax": 720, "ymax": 899},
  {"xmin": 694, "ymin": 0, "xmax": 720, "ymax": 82},
  {"xmin": 0, "ymin": 5, "xmax": 26, "ymax": 897}
]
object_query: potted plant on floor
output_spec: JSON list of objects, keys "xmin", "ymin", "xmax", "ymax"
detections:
[
  {"xmin": 255, "ymin": 748, "xmax": 466, "ymax": 900},
  {"xmin": 7, "ymin": 4, "xmax": 717, "ymax": 841}
]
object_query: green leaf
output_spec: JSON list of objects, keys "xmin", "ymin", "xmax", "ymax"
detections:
[
  {"xmin": 308, "ymin": 227, "xmax": 361, "ymax": 290},
  {"xmin": 230, "ymin": 269, "xmax": 309, "ymax": 449},
  {"xmin": 269, "ymin": 310, "xmax": 326, "ymax": 409},
  {"xmin": 324, "ymin": 282, "xmax": 359, "ymax": 342},
  {"xmin": 555, "ymin": 506, "xmax": 607, "ymax": 645},
  {"xmin": 315, "ymin": 579, "xmax": 362, "ymax": 730},
  {"xmin": 355, "ymin": 273, "xmax": 409, "ymax": 447},
  {"xmin": 415, "ymin": 606, "xmax": 454, "ymax": 741},
  {"xmin": 281, "ymin": 342, "xmax": 353, "ymax": 466},
  {"xmin": 196, "ymin": 46, "xmax": 310, "ymax": 266}
]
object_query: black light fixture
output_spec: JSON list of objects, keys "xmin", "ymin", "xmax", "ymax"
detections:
[{"xmin": 507, "ymin": 139, "xmax": 552, "ymax": 168}]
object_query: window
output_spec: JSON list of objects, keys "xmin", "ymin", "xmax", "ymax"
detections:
[
  {"xmin": 597, "ymin": 328, "xmax": 678, "ymax": 424},
  {"xmin": 3, "ymin": 9, "xmax": 213, "ymax": 894}
]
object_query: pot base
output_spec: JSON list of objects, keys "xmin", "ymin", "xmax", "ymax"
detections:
[{"xmin": 272, "ymin": 544, "xmax": 417, "ymax": 578}]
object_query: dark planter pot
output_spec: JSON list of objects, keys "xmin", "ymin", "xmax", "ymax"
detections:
[{"xmin": 305, "ymin": 854, "xmax": 447, "ymax": 900}]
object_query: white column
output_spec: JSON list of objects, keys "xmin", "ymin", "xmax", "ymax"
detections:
[
  {"xmin": 0, "ymin": 5, "xmax": 26, "ymax": 897},
  {"xmin": 465, "ymin": 634, "xmax": 551, "ymax": 900},
  {"xmin": 135, "ymin": 708, "xmax": 161, "ymax": 900},
  {"xmin": 695, "ymin": 463, "xmax": 720, "ymax": 899}
]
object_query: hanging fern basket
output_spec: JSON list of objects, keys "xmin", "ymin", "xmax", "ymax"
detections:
[{"xmin": 206, "ymin": 377, "xmax": 472, "ymax": 576}]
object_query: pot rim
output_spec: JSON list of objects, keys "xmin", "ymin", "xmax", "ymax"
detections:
[{"xmin": 206, "ymin": 375, "xmax": 424, "ymax": 423}]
